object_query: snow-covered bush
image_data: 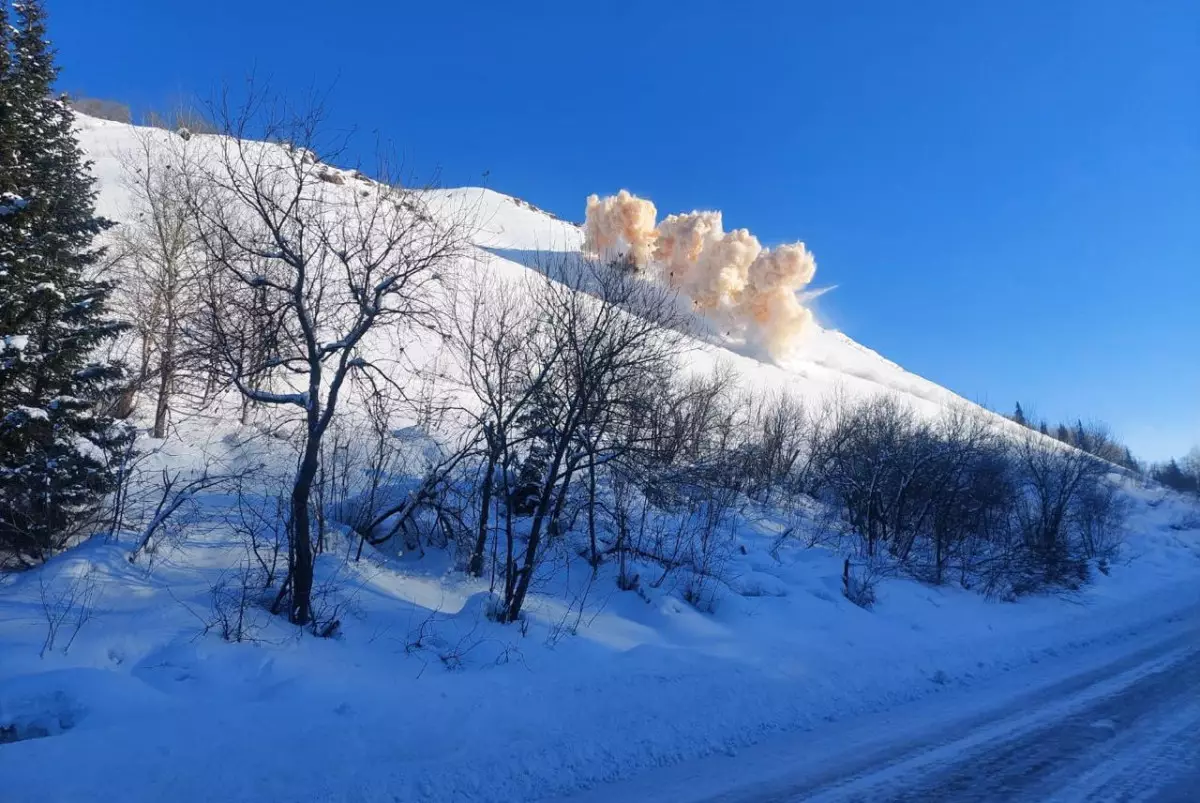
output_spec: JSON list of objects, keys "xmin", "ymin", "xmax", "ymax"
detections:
[{"xmin": 842, "ymin": 558, "xmax": 880, "ymax": 610}]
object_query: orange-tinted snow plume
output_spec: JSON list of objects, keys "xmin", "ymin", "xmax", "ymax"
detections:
[
  {"xmin": 582, "ymin": 191, "xmax": 819, "ymax": 359},
  {"xmin": 583, "ymin": 190, "xmax": 658, "ymax": 268},
  {"xmin": 692, "ymin": 228, "xmax": 760, "ymax": 311},
  {"xmin": 654, "ymin": 211, "xmax": 723, "ymax": 289}
]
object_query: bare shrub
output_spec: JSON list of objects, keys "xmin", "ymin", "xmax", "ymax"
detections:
[
  {"xmin": 813, "ymin": 393, "xmax": 936, "ymax": 559},
  {"xmin": 227, "ymin": 480, "xmax": 289, "ymax": 589},
  {"xmin": 128, "ymin": 466, "xmax": 248, "ymax": 566},
  {"xmin": 143, "ymin": 103, "xmax": 217, "ymax": 135},
  {"xmin": 207, "ymin": 561, "xmax": 266, "ymax": 643},
  {"xmin": 842, "ymin": 557, "xmax": 880, "ymax": 610},
  {"xmin": 39, "ymin": 566, "xmax": 100, "ymax": 657},
  {"xmin": 1072, "ymin": 476, "xmax": 1129, "ymax": 562},
  {"xmin": 809, "ymin": 394, "xmax": 1125, "ymax": 597}
]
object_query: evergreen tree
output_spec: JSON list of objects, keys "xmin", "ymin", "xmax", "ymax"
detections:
[
  {"xmin": 1074, "ymin": 419, "xmax": 1091, "ymax": 454},
  {"xmin": 1056, "ymin": 423, "xmax": 1071, "ymax": 444},
  {"xmin": 1012, "ymin": 402, "xmax": 1027, "ymax": 427},
  {"xmin": 0, "ymin": 2, "xmax": 22, "ymax": 209},
  {"xmin": 1152, "ymin": 459, "xmax": 1193, "ymax": 493},
  {"xmin": 0, "ymin": 0, "xmax": 131, "ymax": 563},
  {"xmin": 508, "ymin": 383, "xmax": 560, "ymax": 517}
]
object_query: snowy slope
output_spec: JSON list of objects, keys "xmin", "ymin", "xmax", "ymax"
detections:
[
  {"xmin": 1, "ymin": 115, "xmax": 1198, "ymax": 803},
  {"xmin": 78, "ymin": 114, "xmax": 981, "ymax": 425}
]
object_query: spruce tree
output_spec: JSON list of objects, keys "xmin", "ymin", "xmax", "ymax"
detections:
[
  {"xmin": 1122, "ymin": 447, "xmax": 1139, "ymax": 474},
  {"xmin": 0, "ymin": 0, "xmax": 131, "ymax": 563},
  {"xmin": 0, "ymin": 2, "xmax": 21, "ymax": 207},
  {"xmin": 1012, "ymin": 402, "xmax": 1027, "ymax": 427},
  {"xmin": 1074, "ymin": 419, "xmax": 1090, "ymax": 454}
]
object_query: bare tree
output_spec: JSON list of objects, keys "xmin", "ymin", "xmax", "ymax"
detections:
[
  {"xmin": 499, "ymin": 256, "xmax": 686, "ymax": 622},
  {"xmin": 446, "ymin": 275, "xmax": 560, "ymax": 579},
  {"xmin": 187, "ymin": 88, "xmax": 470, "ymax": 625},
  {"xmin": 113, "ymin": 128, "xmax": 206, "ymax": 438},
  {"xmin": 742, "ymin": 389, "xmax": 809, "ymax": 502},
  {"xmin": 814, "ymin": 393, "xmax": 940, "ymax": 559},
  {"xmin": 1009, "ymin": 425, "xmax": 1113, "ymax": 586}
]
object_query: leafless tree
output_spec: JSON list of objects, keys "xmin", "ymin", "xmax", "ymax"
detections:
[
  {"xmin": 186, "ymin": 87, "xmax": 470, "ymax": 625},
  {"xmin": 914, "ymin": 407, "xmax": 1009, "ymax": 584},
  {"xmin": 113, "ymin": 128, "xmax": 206, "ymax": 438},
  {"xmin": 499, "ymin": 256, "xmax": 687, "ymax": 622},
  {"xmin": 446, "ymin": 276, "xmax": 561, "ymax": 578},
  {"xmin": 1007, "ymin": 425, "xmax": 1114, "ymax": 587},
  {"xmin": 67, "ymin": 95, "xmax": 132, "ymax": 123},
  {"xmin": 813, "ymin": 393, "xmax": 940, "ymax": 559},
  {"xmin": 742, "ymin": 389, "xmax": 809, "ymax": 501}
]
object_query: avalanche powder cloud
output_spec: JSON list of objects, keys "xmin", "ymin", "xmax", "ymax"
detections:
[
  {"xmin": 583, "ymin": 191, "xmax": 658, "ymax": 269},
  {"xmin": 582, "ymin": 190, "xmax": 818, "ymax": 359}
]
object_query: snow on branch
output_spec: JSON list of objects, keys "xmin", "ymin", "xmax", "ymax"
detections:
[{"xmin": 0, "ymin": 192, "xmax": 28, "ymax": 217}]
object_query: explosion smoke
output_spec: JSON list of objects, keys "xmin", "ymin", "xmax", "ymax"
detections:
[
  {"xmin": 582, "ymin": 190, "xmax": 819, "ymax": 359},
  {"xmin": 692, "ymin": 228, "xmax": 761, "ymax": 311},
  {"xmin": 583, "ymin": 190, "xmax": 658, "ymax": 268},
  {"xmin": 654, "ymin": 211, "xmax": 722, "ymax": 289}
]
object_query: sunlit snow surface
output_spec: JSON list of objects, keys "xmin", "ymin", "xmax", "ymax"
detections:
[{"xmin": 1, "ymin": 115, "xmax": 1198, "ymax": 803}]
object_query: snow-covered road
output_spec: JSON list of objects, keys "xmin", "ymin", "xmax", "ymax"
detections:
[
  {"xmin": 552, "ymin": 605, "xmax": 1200, "ymax": 803},
  {"xmin": 796, "ymin": 624, "xmax": 1200, "ymax": 802}
]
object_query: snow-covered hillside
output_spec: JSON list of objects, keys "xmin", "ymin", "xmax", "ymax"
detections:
[
  {"xmin": 78, "ymin": 114, "xmax": 978, "ymax": 423},
  {"xmin": 2, "ymin": 114, "xmax": 1199, "ymax": 803}
]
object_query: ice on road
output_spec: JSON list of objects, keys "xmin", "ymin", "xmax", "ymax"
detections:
[
  {"xmin": 553, "ymin": 614, "xmax": 1200, "ymax": 803},
  {"xmin": 803, "ymin": 632, "xmax": 1200, "ymax": 802}
]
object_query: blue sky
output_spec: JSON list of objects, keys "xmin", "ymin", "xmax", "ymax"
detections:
[{"xmin": 52, "ymin": 0, "xmax": 1197, "ymax": 461}]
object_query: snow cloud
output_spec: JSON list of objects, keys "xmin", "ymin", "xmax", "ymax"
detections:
[
  {"xmin": 583, "ymin": 191, "xmax": 819, "ymax": 359},
  {"xmin": 583, "ymin": 190, "xmax": 658, "ymax": 269}
]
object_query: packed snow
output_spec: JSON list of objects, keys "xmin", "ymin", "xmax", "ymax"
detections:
[{"xmin": 1, "ymin": 114, "xmax": 1199, "ymax": 803}]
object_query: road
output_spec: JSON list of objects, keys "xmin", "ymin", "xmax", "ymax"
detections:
[
  {"xmin": 790, "ymin": 633, "xmax": 1200, "ymax": 802},
  {"xmin": 551, "ymin": 613, "xmax": 1200, "ymax": 803}
]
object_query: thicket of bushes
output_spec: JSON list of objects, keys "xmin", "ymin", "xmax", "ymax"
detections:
[{"xmin": 347, "ymin": 268, "xmax": 1132, "ymax": 616}]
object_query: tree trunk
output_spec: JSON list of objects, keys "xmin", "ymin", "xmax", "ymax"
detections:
[
  {"xmin": 139, "ymin": 333, "xmax": 153, "ymax": 387},
  {"xmin": 289, "ymin": 443, "xmax": 318, "ymax": 625},
  {"xmin": 468, "ymin": 448, "xmax": 497, "ymax": 577},
  {"xmin": 506, "ymin": 425, "xmax": 582, "ymax": 622},
  {"xmin": 152, "ymin": 341, "xmax": 172, "ymax": 439},
  {"xmin": 587, "ymin": 453, "xmax": 598, "ymax": 569},
  {"xmin": 501, "ymin": 449, "xmax": 516, "ymax": 601},
  {"xmin": 152, "ymin": 378, "xmax": 170, "ymax": 438}
]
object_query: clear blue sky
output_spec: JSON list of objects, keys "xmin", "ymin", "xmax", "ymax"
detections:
[{"xmin": 52, "ymin": 0, "xmax": 1198, "ymax": 461}]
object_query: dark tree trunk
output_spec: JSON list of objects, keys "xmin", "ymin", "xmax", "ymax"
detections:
[
  {"xmin": 152, "ymin": 326, "xmax": 174, "ymax": 439},
  {"xmin": 506, "ymin": 434, "xmax": 574, "ymax": 622},
  {"xmin": 468, "ymin": 447, "xmax": 497, "ymax": 577},
  {"xmin": 501, "ymin": 450, "xmax": 516, "ymax": 601},
  {"xmin": 289, "ymin": 443, "xmax": 319, "ymax": 625},
  {"xmin": 587, "ymin": 453, "xmax": 598, "ymax": 569}
]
